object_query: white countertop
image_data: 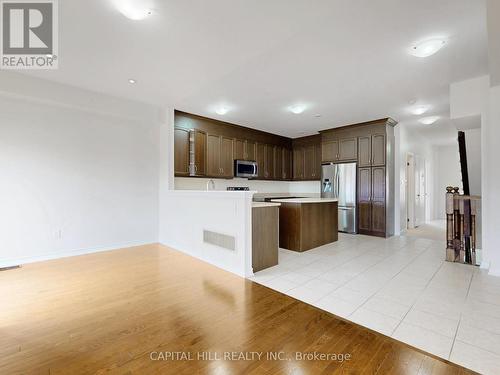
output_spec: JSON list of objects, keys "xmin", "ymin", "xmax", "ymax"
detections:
[
  {"xmin": 252, "ymin": 202, "xmax": 281, "ymax": 208},
  {"xmin": 269, "ymin": 198, "xmax": 338, "ymax": 204}
]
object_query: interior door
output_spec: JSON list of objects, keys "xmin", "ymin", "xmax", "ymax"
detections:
[{"xmin": 414, "ymin": 156, "xmax": 425, "ymax": 227}]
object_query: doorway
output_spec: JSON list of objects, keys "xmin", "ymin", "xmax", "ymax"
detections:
[{"xmin": 406, "ymin": 153, "xmax": 426, "ymax": 229}]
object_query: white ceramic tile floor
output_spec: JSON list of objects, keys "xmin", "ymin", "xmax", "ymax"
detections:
[{"xmin": 248, "ymin": 233, "xmax": 500, "ymax": 374}]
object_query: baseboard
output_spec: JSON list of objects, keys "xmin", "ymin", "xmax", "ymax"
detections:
[{"xmin": 0, "ymin": 240, "xmax": 157, "ymax": 268}]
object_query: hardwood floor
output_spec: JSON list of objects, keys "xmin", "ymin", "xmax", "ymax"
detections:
[{"xmin": 0, "ymin": 244, "xmax": 475, "ymax": 374}]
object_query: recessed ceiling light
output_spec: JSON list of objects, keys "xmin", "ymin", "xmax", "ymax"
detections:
[
  {"xmin": 128, "ymin": 78, "xmax": 137, "ymax": 84},
  {"xmin": 289, "ymin": 104, "xmax": 306, "ymax": 114},
  {"xmin": 410, "ymin": 39, "xmax": 446, "ymax": 58},
  {"xmin": 410, "ymin": 105, "xmax": 430, "ymax": 115},
  {"xmin": 215, "ymin": 106, "xmax": 229, "ymax": 115},
  {"xmin": 419, "ymin": 116, "xmax": 439, "ymax": 125},
  {"xmin": 112, "ymin": 0, "xmax": 154, "ymax": 20}
]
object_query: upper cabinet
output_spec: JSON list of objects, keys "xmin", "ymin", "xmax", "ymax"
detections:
[
  {"xmin": 338, "ymin": 137, "xmax": 357, "ymax": 161},
  {"xmin": 245, "ymin": 140, "xmax": 256, "ymax": 161},
  {"xmin": 207, "ymin": 134, "xmax": 234, "ymax": 178},
  {"xmin": 234, "ymin": 139, "xmax": 245, "ymax": 160},
  {"xmin": 292, "ymin": 135, "xmax": 321, "ymax": 181},
  {"xmin": 358, "ymin": 134, "xmax": 386, "ymax": 167},
  {"xmin": 322, "ymin": 140, "xmax": 339, "ymax": 163},
  {"xmin": 282, "ymin": 148, "xmax": 292, "ymax": 180},
  {"xmin": 174, "ymin": 127, "xmax": 190, "ymax": 176}
]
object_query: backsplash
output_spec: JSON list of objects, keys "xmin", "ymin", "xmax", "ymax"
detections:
[{"xmin": 174, "ymin": 177, "xmax": 321, "ymax": 194}]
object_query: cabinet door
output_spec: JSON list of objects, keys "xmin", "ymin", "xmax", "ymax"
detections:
[
  {"xmin": 358, "ymin": 136, "xmax": 371, "ymax": 167},
  {"xmin": 256, "ymin": 143, "xmax": 266, "ymax": 179},
  {"xmin": 293, "ymin": 147, "xmax": 305, "ymax": 180},
  {"xmin": 283, "ymin": 148, "xmax": 292, "ymax": 180},
  {"xmin": 322, "ymin": 140, "xmax": 339, "ymax": 162},
  {"xmin": 371, "ymin": 134, "xmax": 386, "ymax": 166},
  {"xmin": 234, "ymin": 139, "xmax": 245, "ymax": 160},
  {"xmin": 304, "ymin": 145, "xmax": 315, "ymax": 180},
  {"xmin": 264, "ymin": 144, "xmax": 274, "ymax": 179},
  {"xmin": 358, "ymin": 167, "xmax": 372, "ymax": 232},
  {"xmin": 206, "ymin": 134, "xmax": 221, "ymax": 177},
  {"xmin": 339, "ymin": 137, "xmax": 358, "ymax": 161},
  {"xmin": 220, "ymin": 137, "xmax": 234, "ymax": 178},
  {"xmin": 315, "ymin": 143, "xmax": 322, "ymax": 179},
  {"xmin": 245, "ymin": 140, "xmax": 256, "ymax": 161},
  {"xmin": 274, "ymin": 146, "xmax": 283, "ymax": 180},
  {"xmin": 192, "ymin": 130, "xmax": 206, "ymax": 176},
  {"xmin": 174, "ymin": 128, "xmax": 190, "ymax": 176},
  {"xmin": 371, "ymin": 166, "xmax": 386, "ymax": 234}
]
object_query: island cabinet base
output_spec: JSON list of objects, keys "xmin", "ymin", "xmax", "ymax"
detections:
[
  {"xmin": 252, "ymin": 206, "xmax": 279, "ymax": 272},
  {"xmin": 278, "ymin": 201, "xmax": 338, "ymax": 252}
]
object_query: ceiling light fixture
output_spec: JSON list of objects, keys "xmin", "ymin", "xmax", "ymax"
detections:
[
  {"xmin": 410, "ymin": 105, "xmax": 430, "ymax": 115},
  {"xmin": 289, "ymin": 104, "xmax": 306, "ymax": 114},
  {"xmin": 215, "ymin": 106, "xmax": 229, "ymax": 115},
  {"xmin": 410, "ymin": 39, "xmax": 446, "ymax": 58},
  {"xmin": 128, "ymin": 78, "xmax": 137, "ymax": 84},
  {"xmin": 419, "ymin": 116, "xmax": 439, "ymax": 125},
  {"xmin": 112, "ymin": 0, "xmax": 154, "ymax": 20}
]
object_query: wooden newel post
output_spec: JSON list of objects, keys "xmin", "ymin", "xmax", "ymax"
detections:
[{"xmin": 446, "ymin": 186, "xmax": 455, "ymax": 262}]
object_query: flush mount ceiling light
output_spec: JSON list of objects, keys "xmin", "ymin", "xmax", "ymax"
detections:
[
  {"xmin": 112, "ymin": 0, "xmax": 154, "ymax": 20},
  {"xmin": 128, "ymin": 78, "xmax": 137, "ymax": 84},
  {"xmin": 289, "ymin": 104, "xmax": 306, "ymax": 114},
  {"xmin": 215, "ymin": 106, "xmax": 229, "ymax": 115},
  {"xmin": 410, "ymin": 39, "xmax": 446, "ymax": 58},
  {"xmin": 419, "ymin": 116, "xmax": 439, "ymax": 125},
  {"xmin": 410, "ymin": 105, "xmax": 430, "ymax": 115}
]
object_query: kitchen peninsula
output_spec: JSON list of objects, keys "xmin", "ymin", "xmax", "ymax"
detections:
[{"xmin": 270, "ymin": 198, "xmax": 338, "ymax": 252}]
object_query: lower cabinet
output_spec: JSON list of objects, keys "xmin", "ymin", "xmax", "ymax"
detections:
[
  {"xmin": 252, "ymin": 206, "xmax": 279, "ymax": 272},
  {"xmin": 358, "ymin": 166, "xmax": 386, "ymax": 237}
]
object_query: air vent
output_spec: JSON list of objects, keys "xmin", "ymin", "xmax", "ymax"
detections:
[{"xmin": 203, "ymin": 230, "xmax": 235, "ymax": 251}]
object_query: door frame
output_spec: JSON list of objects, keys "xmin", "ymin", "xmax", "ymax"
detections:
[{"xmin": 406, "ymin": 153, "xmax": 415, "ymax": 229}]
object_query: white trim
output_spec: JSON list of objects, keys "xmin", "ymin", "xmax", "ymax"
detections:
[{"xmin": 0, "ymin": 240, "xmax": 156, "ymax": 268}]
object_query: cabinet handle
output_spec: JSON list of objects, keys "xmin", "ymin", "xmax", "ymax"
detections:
[{"xmin": 194, "ymin": 165, "xmax": 198, "ymax": 173}]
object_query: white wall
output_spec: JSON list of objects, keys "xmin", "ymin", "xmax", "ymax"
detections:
[
  {"xmin": 159, "ymin": 191, "xmax": 253, "ymax": 277},
  {"xmin": 450, "ymin": 76, "xmax": 490, "ymax": 119},
  {"xmin": 0, "ymin": 73, "xmax": 162, "ymax": 267},
  {"xmin": 433, "ymin": 145, "xmax": 462, "ymax": 220}
]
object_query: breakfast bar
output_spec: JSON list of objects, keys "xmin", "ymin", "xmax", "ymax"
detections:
[{"xmin": 270, "ymin": 198, "xmax": 338, "ymax": 252}]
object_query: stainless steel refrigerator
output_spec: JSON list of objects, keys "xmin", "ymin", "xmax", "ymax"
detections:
[{"xmin": 321, "ymin": 162, "xmax": 357, "ymax": 234}]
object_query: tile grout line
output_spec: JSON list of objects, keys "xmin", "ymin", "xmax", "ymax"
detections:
[
  {"xmin": 448, "ymin": 266, "xmax": 476, "ymax": 359},
  {"xmin": 389, "ymin": 252, "xmax": 446, "ymax": 337}
]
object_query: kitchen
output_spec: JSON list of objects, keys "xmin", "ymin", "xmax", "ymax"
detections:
[{"xmin": 170, "ymin": 110, "xmax": 396, "ymax": 276}]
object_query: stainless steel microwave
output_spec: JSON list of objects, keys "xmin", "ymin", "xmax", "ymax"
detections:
[{"xmin": 234, "ymin": 160, "xmax": 258, "ymax": 178}]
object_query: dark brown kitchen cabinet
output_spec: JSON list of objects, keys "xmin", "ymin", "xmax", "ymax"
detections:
[
  {"xmin": 322, "ymin": 140, "xmax": 339, "ymax": 162},
  {"xmin": 207, "ymin": 134, "xmax": 233, "ymax": 178},
  {"xmin": 358, "ymin": 167, "xmax": 372, "ymax": 232},
  {"xmin": 190, "ymin": 129, "xmax": 207, "ymax": 176},
  {"xmin": 293, "ymin": 147, "xmax": 305, "ymax": 180},
  {"xmin": 264, "ymin": 144, "xmax": 274, "ymax": 179},
  {"xmin": 338, "ymin": 137, "xmax": 357, "ymax": 161},
  {"xmin": 358, "ymin": 134, "xmax": 386, "ymax": 167},
  {"xmin": 283, "ymin": 148, "xmax": 292, "ymax": 180},
  {"xmin": 274, "ymin": 147, "xmax": 283, "ymax": 180},
  {"xmin": 234, "ymin": 139, "xmax": 245, "ymax": 160},
  {"xmin": 174, "ymin": 127, "xmax": 190, "ymax": 176},
  {"xmin": 358, "ymin": 166, "xmax": 386, "ymax": 237},
  {"xmin": 256, "ymin": 143, "xmax": 265, "ymax": 179},
  {"xmin": 371, "ymin": 134, "xmax": 386, "ymax": 166},
  {"xmin": 245, "ymin": 140, "xmax": 256, "ymax": 161},
  {"xmin": 358, "ymin": 136, "xmax": 371, "ymax": 167},
  {"xmin": 371, "ymin": 167, "xmax": 386, "ymax": 235}
]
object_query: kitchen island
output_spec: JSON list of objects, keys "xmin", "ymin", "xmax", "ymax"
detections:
[{"xmin": 270, "ymin": 198, "xmax": 338, "ymax": 252}]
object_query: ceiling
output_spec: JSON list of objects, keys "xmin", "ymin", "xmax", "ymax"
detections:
[{"xmin": 22, "ymin": 0, "xmax": 489, "ymax": 144}]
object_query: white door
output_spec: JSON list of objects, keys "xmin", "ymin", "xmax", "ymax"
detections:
[{"xmin": 414, "ymin": 156, "xmax": 426, "ymax": 227}]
